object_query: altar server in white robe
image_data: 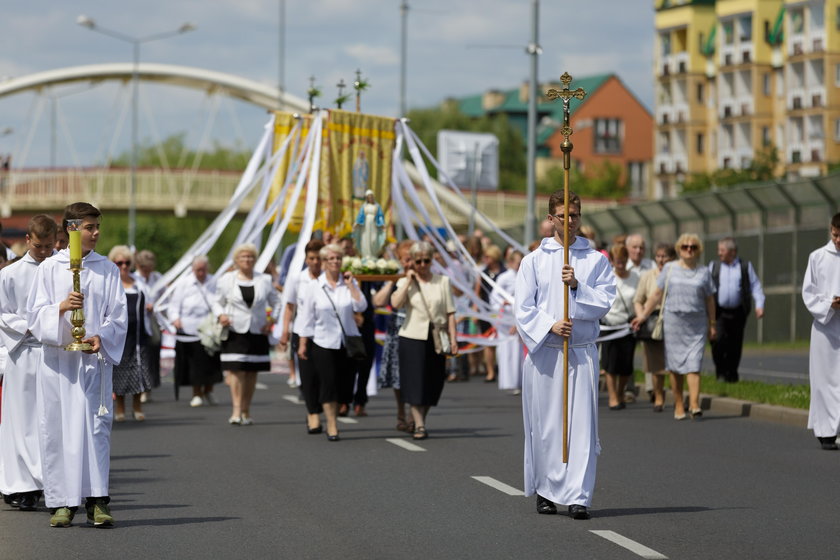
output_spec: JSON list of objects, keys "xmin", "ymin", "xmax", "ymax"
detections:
[
  {"xmin": 515, "ymin": 191, "xmax": 615, "ymax": 520},
  {"xmin": 802, "ymin": 212, "xmax": 840, "ymax": 451},
  {"xmin": 0, "ymin": 215, "xmax": 57, "ymax": 511},
  {"xmin": 27, "ymin": 202, "xmax": 127, "ymax": 528},
  {"xmin": 491, "ymin": 250, "xmax": 524, "ymax": 391}
]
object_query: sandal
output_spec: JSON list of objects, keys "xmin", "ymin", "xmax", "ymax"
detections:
[
  {"xmin": 396, "ymin": 420, "xmax": 409, "ymax": 432},
  {"xmin": 412, "ymin": 426, "xmax": 428, "ymax": 440}
]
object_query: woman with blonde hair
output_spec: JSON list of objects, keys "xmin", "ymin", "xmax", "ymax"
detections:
[
  {"xmin": 214, "ymin": 244, "xmax": 281, "ymax": 425},
  {"xmin": 600, "ymin": 244, "xmax": 639, "ymax": 410},
  {"xmin": 391, "ymin": 241, "xmax": 459, "ymax": 439},
  {"xmin": 634, "ymin": 234, "xmax": 716, "ymax": 420},
  {"xmin": 108, "ymin": 245, "xmax": 153, "ymax": 422},
  {"xmin": 297, "ymin": 243, "xmax": 367, "ymax": 441}
]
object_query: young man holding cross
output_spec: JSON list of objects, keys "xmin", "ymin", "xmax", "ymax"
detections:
[{"xmin": 515, "ymin": 191, "xmax": 615, "ymax": 520}]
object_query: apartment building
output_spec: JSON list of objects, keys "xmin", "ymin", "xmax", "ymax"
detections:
[{"xmin": 654, "ymin": 0, "xmax": 840, "ymax": 198}]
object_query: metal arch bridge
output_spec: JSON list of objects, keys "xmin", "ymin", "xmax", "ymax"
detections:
[{"xmin": 0, "ymin": 62, "xmax": 309, "ymax": 112}]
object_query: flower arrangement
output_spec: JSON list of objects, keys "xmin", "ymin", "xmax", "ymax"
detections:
[{"xmin": 342, "ymin": 256, "xmax": 401, "ymax": 275}]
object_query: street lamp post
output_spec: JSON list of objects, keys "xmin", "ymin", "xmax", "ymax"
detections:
[{"xmin": 77, "ymin": 15, "xmax": 195, "ymax": 249}]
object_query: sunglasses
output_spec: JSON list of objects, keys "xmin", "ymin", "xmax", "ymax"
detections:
[
  {"xmin": 114, "ymin": 260, "xmax": 132, "ymax": 267},
  {"xmin": 681, "ymin": 244, "xmax": 699, "ymax": 251},
  {"xmin": 552, "ymin": 213, "xmax": 580, "ymax": 220},
  {"xmin": 414, "ymin": 258, "xmax": 432, "ymax": 265}
]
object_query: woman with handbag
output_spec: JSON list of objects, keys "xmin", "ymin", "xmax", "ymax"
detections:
[
  {"xmin": 633, "ymin": 234, "xmax": 716, "ymax": 420},
  {"xmin": 214, "ymin": 244, "xmax": 281, "ymax": 426},
  {"xmin": 169, "ymin": 255, "xmax": 222, "ymax": 407},
  {"xmin": 297, "ymin": 243, "xmax": 367, "ymax": 441},
  {"xmin": 390, "ymin": 241, "xmax": 459, "ymax": 440},
  {"xmin": 632, "ymin": 243, "xmax": 676, "ymax": 412},
  {"xmin": 599, "ymin": 244, "xmax": 639, "ymax": 410}
]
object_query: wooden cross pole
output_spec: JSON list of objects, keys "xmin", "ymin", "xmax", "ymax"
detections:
[{"xmin": 545, "ymin": 72, "xmax": 586, "ymax": 464}]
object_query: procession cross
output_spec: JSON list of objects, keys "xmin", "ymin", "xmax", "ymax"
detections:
[{"xmin": 545, "ymin": 72, "xmax": 586, "ymax": 464}]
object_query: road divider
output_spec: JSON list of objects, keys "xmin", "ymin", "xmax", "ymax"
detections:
[
  {"xmin": 590, "ymin": 530, "xmax": 667, "ymax": 559},
  {"xmin": 386, "ymin": 438, "xmax": 426, "ymax": 452},
  {"xmin": 471, "ymin": 476, "xmax": 524, "ymax": 496}
]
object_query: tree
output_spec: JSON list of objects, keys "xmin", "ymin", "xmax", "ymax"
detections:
[
  {"xmin": 680, "ymin": 145, "xmax": 779, "ymax": 193},
  {"xmin": 110, "ymin": 133, "xmax": 252, "ymax": 171},
  {"xmin": 405, "ymin": 105, "xmax": 526, "ymax": 190},
  {"xmin": 537, "ymin": 160, "xmax": 626, "ymax": 199}
]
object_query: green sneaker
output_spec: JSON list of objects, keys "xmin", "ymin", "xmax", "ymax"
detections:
[
  {"xmin": 86, "ymin": 500, "xmax": 114, "ymax": 528},
  {"xmin": 50, "ymin": 507, "xmax": 75, "ymax": 528}
]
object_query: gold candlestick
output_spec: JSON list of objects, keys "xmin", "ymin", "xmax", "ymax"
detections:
[{"xmin": 65, "ymin": 219, "xmax": 92, "ymax": 352}]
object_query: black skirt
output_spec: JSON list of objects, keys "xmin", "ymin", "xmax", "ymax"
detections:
[
  {"xmin": 311, "ymin": 343, "xmax": 354, "ymax": 404},
  {"xmin": 600, "ymin": 333, "xmax": 637, "ymax": 377},
  {"xmin": 220, "ymin": 331, "xmax": 271, "ymax": 372},
  {"xmin": 174, "ymin": 340, "xmax": 223, "ymax": 387},
  {"xmin": 398, "ymin": 328, "xmax": 446, "ymax": 406}
]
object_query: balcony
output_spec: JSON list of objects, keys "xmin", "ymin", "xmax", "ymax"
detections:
[{"xmin": 789, "ymin": 36, "xmax": 805, "ymax": 56}]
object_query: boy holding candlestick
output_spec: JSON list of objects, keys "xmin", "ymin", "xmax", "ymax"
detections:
[
  {"xmin": 27, "ymin": 202, "xmax": 127, "ymax": 527},
  {"xmin": 0, "ymin": 215, "xmax": 57, "ymax": 511}
]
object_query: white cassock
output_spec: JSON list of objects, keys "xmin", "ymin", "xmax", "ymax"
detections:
[
  {"xmin": 515, "ymin": 236, "xmax": 615, "ymax": 507},
  {"xmin": 27, "ymin": 249, "xmax": 127, "ymax": 508},
  {"xmin": 802, "ymin": 240, "xmax": 840, "ymax": 438},
  {"xmin": 0, "ymin": 252, "xmax": 46, "ymax": 495},
  {"xmin": 491, "ymin": 268, "xmax": 523, "ymax": 391}
]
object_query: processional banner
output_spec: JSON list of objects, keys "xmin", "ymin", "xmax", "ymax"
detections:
[
  {"xmin": 322, "ymin": 109, "xmax": 395, "ymax": 236},
  {"xmin": 270, "ymin": 111, "xmax": 320, "ymax": 231}
]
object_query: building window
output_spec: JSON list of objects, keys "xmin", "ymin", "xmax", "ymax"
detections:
[
  {"xmin": 661, "ymin": 33, "xmax": 671, "ymax": 56},
  {"xmin": 835, "ymin": 119, "xmax": 840, "ymax": 141},
  {"xmin": 696, "ymin": 83, "xmax": 704, "ymax": 103},
  {"xmin": 835, "ymin": 63, "xmax": 840, "ymax": 85},
  {"xmin": 594, "ymin": 118, "xmax": 622, "ymax": 154},
  {"xmin": 837, "ymin": 7, "xmax": 840, "ymax": 31},
  {"xmin": 762, "ymin": 126, "xmax": 771, "ymax": 146},
  {"xmin": 763, "ymin": 73, "xmax": 771, "ymax": 96},
  {"xmin": 739, "ymin": 15, "xmax": 752, "ymax": 41},
  {"xmin": 696, "ymin": 133, "xmax": 704, "ymax": 155},
  {"xmin": 723, "ymin": 21, "xmax": 734, "ymax": 45},
  {"xmin": 791, "ymin": 9, "xmax": 804, "ymax": 34}
]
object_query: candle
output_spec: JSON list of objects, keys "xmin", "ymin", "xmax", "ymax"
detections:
[{"xmin": 69, "ymin": 230, "xmax": 82, "ymax": 264}]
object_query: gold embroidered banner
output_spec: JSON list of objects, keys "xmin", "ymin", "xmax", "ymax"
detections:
[
  {"xmin": 322, "ymin": 110, "xmax": 395, "ymax": 239},
  {"xmin": 270, "ymin": 112, "xmax": 317, "ymax": 231}
]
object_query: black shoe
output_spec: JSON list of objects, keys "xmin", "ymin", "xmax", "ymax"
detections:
[
  {"xmin": 2, "ymin": 493, "xmax": 10, "ymax": 505},
  {"xmin": 307, "ymin": 425, "xmax": 323, "ymax": 434},
  {"xmin": 326, "ymin": 433, "xmax": 340, "ymax": 442},
  {"xmin": 18, "ymin": 492, "xmax": 39, "ymax": 511},
  {"xmin": 608, "ymin": 403, "xmax": 626, "ymax": 411},
  {"xmin": 9, "ymin": 493, "xmax": 22, "ymax": 508},
  {"xmin": 818, "ymin": 437, "xmax": 838, "ymax": 450},
  {"xmin": 536, "ymin": 495, "xmax": 557, "ymax": 515},
  {"xmin": 568, "ymin": 505, "xmax": 590, "ymax": 520}
]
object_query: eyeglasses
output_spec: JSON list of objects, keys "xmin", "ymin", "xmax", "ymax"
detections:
[
  {"xmin": 114, "ymin": 261, "xmax": 131, "ymax": 267},
  {"xmin": 414, "ymin": 258, "xmax": 432, "ymax": 265},
  {"xmin": 551, "ymin": 213, "xmax": 580, "ymax": 220},
  {"xmin": 681, "ymin": 244, "xmax": 699, "ymax": 251}
]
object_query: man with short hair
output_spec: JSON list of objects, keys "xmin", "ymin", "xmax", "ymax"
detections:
[
  {"xmin": 802, "ymin": 212, "xmax": 840, "ymax": 450},
  {"xmin": 708, "ymin": 237, "xmax": 765, "ymax": 382},
  {"xmin": 515, "ymin": 190, "xmax": 615, "ymax": 520},
  {"xmin": 625, "ymin": 234, "xmax": 653, "ymax": 277},
  {"xmin": 0, "ymin": 215, "xmax": 57, "ymax": 511},
  {"xmin": 27, "ymin": 202, "xmax": 127, "ymax": 527}
]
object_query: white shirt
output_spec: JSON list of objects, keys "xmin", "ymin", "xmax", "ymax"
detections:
[
  {"xmin": 627, "ymin": 258, "xmax": 654, "ymax": 277},
  {"xmin": 710, "ymin": 258, "xmax": 765, "ymax": 310},
  {"xmin": 286, "ymin": 270, "xmax": 322, "ymax": 337},
  {"xmin": 167, "ymin": 273, "xmax": 217, "ymax": 338},
  {"xmin": 298, "ymin": 274, "xmax": 367, "ymax": 349}
]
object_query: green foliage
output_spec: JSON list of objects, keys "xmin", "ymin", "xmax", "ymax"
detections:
[
  {"xmin": 680, "ymin": 145, "xmax": 780, "ymax": 194},
  {"xmin": 96, "ymin": 212, "xmax": 245, "ymax": 272},
  {"xmin": 537, "ymin": 160, "xmax": 626, "ymax": 199},
  {"xmin": 110, "ymin": 133, "xmax": 251, "ymax": 171},
  {"xmin": 405, "ymin": 105, "xmax": 526, "ymax": 190}
]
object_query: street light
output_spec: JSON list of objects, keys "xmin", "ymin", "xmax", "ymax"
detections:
[{"xmin": 77, "ymin": 15, "xmax": 195, "ymax": 249}]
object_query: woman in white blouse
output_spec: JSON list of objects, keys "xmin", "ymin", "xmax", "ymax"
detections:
[
  {"xmin": 600, "ymin": 244, "xmax": 639, "ymax": 410},
  {"xmin": 169, "ymin": 255, "xmax": 222, "ymax": 407},
  {"xmin": 297, "ymin": 243, "xmax": 367, "ymax": 441},
  {"xmin": 391, "ymin": 241, "xmax": 458, "ymax": 440},
  {"xmin": 214, "ymin": 244, "xmax": 281, "ymax": 426}
]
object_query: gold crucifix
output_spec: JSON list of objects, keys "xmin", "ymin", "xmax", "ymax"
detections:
[{"xmin": 544, "ymin": 71, "xmax": 586, "ymax": 465}]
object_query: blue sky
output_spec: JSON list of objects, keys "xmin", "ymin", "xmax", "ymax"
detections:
[{"xmin": 0, "ymin": 0, "xmax": 654, "ymax": 167}]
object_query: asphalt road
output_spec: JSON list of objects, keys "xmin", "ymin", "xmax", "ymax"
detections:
[{"xmin": 0, "ymin": 367, "xmax": 833, "ymax": 560}]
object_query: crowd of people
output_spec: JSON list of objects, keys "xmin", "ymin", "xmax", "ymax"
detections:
[{"xmin": 0, "ymin": 200, "xmax": 837, "ymax": 527}]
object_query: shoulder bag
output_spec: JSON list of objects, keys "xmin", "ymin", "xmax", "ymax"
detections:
[
  {"xmin": 651, "ymin": 266, "xmax": 671, "ymax": 341},
  {"xmin": 322, "ymin": 284, "xmax": 367, "ymax": 361},
  {"xmin": 414, "ymin": 277, "xmax": 452, "ymax": 355}
]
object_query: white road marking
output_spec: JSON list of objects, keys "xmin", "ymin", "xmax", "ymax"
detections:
[
  {"xmin": 386, "ymin": 438, "xmax": 426, "ymax": 452},
  {"xmin": 337, "ymin": 417, "xmax": 358, "ymax": 424},
  {"xmin": 282, "ymin": 395, "xmax": 302, "ymax": 404},
  {"xmin": 590, "ymin": 530, "xmax": 668, "ymax": 559},
  {"xmin": 256, "ymin": 382, "xmax": 269, "ymax": 390},
  {"xmin": 471, "ymin": 476, "xmax": 524, "ymax": 496}
]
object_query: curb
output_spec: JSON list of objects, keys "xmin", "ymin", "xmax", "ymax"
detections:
[{"xmin": 701, "ymin": 394, "xmax": 808, "ymax": 429}]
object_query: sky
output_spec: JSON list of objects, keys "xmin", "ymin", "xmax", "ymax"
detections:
[{"xmin": 0, "ymin": 0, "xmax": 654, "ymax": 168}]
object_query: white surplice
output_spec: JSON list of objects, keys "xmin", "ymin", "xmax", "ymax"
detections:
[
  {"xmin": 0, "ymin": 252, "xmax": 46, "ymax": 494},
  {"xmin": 491, "ymin": 268, "xmax": 523, "ymax": 390},
  {"xmin": 27, "ymin": 249, "xmax": 127, "ymax": 508},
  {"xmin": 802, "ymin": 240, "xmax": 840, "ymax": 438},
  {"xmin": 515, "ymin": 236, "xmax": 615, "ymax": 507}
]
